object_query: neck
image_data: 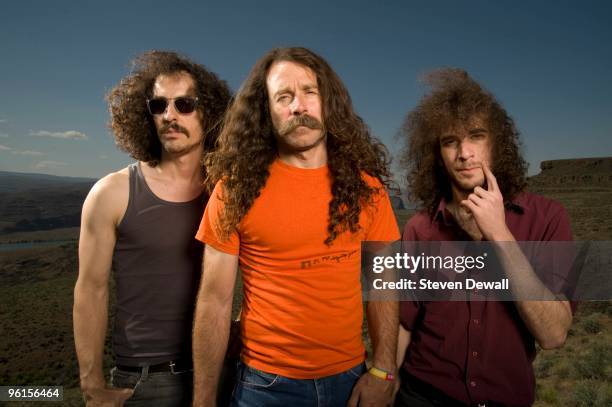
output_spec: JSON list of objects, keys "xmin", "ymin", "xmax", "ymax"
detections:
[
  {"xmin": 156, "ymin": 146, "xmax": 204, "ymax": 183},
  {"xmin": 277, "ymin": 142, "xmax": 328, "ymax": 169},
  {"xmin": 450, "ymin": 186, "xmax": 470, "ymax": 205}
]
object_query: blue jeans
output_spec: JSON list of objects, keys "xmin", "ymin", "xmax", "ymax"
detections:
[
  {"xmin": 110, "ymin": 365, "xmax": 192, "ymax": 406},
  {"xmin": 231, "ymin": 362, "xmax": 366, "ymax": 407}
]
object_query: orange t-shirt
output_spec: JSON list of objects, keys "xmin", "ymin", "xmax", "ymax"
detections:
[{"xmin": 196, "ymin": 159, "xmax": 399, "ymax": 379}]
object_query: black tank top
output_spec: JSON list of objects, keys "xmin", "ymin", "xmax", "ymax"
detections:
[{"xmin": 111, "ymin": 162, "xmax": 205, "ymax": 365}]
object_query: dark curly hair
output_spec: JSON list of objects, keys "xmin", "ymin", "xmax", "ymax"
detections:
[
  {"xmin": 107, "ymin": 50, "xmax": 232, "ymax": 177},
  {"xmin": 399, "ymin": 68, "xmax": 527, "ymax": 214},
  {"xmin": 206, "ymin": 47, "xmax": 392, "ymax": 245}
]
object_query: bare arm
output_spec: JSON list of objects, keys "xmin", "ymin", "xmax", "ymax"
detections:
[
  {"xmin": 490, "ymin": 241, "xmax": 572, "ymax": 349},
  {"xmin": 392, "ymin": 326, "xmax": 412, "ymax": 401},
  {"xmin": 73, "ymin": 173, "xmax": 132, "ymax": 405},
  {"xmin": 348, "ymin": 299, "xmax": 398, "ymax": 407},
  {"xmin": 396, "ymin": 325, "xmax": 411, "ymax": 369},
  {"xmin": 461, "ymin": 162, "xmax": 572, "ymax": 350},
  {"xmin": 192, "ymin": 245, "xmax": 238, "ymax": 407},
  {"xmin": 367, "ymin": 300, "xmax": 399, "ymax": 373}
]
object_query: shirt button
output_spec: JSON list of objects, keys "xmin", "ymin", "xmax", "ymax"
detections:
[
  {"xmin": 472, "ymin": 351, "xmax": 478, "ymax": 357},
  {"xmin": 473, "ymin": 319, "xmax": 480, "ymax": 325},
  {"xmin": 470, "ymin": 381, "xmax": 477, "ymax": 387}
]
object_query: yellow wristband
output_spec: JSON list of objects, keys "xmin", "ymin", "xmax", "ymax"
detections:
[{"xmin": 367, "ymin": 366, "xmax": 395, "ymax": 381}]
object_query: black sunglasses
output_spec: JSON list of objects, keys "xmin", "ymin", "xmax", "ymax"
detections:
[{"xmin": 146, "ymin": 96, "xmax": 199, "ymax": 115}]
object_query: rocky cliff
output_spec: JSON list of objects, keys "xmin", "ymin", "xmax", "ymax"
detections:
[{"xmin": 528, "ymin": 157, "xmax": 612, "ymax": 189}]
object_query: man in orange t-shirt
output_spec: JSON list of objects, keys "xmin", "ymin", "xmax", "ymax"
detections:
[{"xmin": 192, "ymin": 47, "xmax": 400, "ymax": 407}]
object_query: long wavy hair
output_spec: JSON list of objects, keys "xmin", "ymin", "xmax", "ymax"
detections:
[
  {"xmin": 206, "ymin": 47, "xmax": 392, "ymax": 245},
  {"xmin": 399, "ymin": 68, "xmax": 527, "ymax": 214},
  {"xmin": 107, "ymin": 50, "xmax": 231, "ymax": 179}
]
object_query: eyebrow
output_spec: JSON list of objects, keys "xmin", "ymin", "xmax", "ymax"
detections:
[
  {"xmin": 273, "ymin": 84, "xmax": 318, "ymax": 98},
  {"xmin": 439, "ymin": 134, "xmax": 457, "ymax": 142},
  {"xmin": 469, "ymin": 128, "xmax": 488, "ymax": 134},
  {"xmin": 273, "ymin": 87, "xmax": 292, "ymax": 98},
  {"xmin": 153, "ymin": 84, "xmax": 197, "ymax": 98}
]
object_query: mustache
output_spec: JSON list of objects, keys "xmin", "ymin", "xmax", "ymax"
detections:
[
  {"xmin": 160, "ymin": 122, "xmax": 190, "ymax": 137},
  {"xmin": 456, "ymin": 162, "xmax": 482, "ymax": 170},
  {"xmin": 276, "ymin": 114, "xmax": 324, "ymax": 137}
]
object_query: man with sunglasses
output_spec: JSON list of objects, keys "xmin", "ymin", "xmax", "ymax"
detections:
[{"xmin": 74, "ymin": 51, "xmax": 231, "ymax": 406}]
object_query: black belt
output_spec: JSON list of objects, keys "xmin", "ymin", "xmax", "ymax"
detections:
[
  {"xmin": 399, "ymin": 370, "xmax": 467, "ymax": 406},
  {"xmin": 116, "ymin": 358, "xmax": 192, "ymax": 373},
  {"xmin": 399, "ymin": 370, "xmax": 505, "ymax": 407}
]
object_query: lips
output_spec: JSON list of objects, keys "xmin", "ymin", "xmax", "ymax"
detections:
[{"xmin": 456, "ymin": 167, "xmax": 481, "ymax": 175}]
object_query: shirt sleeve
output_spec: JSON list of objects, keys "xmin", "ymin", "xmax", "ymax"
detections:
[
  {"xmin": 543, "ymin": 201, "xmax": 573, "ymax": 242},
  {"xmin": 363, "ymin": 178, "xmax": 401, "ymax": 242},
  {"xmin": 195, "ymin": 181, "xmax": 240, "ymax": 255},
  {"xmin": 543, "ymin": 202, "xmax": 578, "ymax": 313},
  {"xmin": 399, "ymin": 218, "xmax": 422, "ymax": 330},
  {"xmin": 400, "ymin": 301, "xmax": 421, "ymax": 330}
]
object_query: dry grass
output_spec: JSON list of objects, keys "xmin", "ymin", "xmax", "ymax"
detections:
[{"xmin": 1, "ymin": 188, "xmax": 610, "ymax": 405}]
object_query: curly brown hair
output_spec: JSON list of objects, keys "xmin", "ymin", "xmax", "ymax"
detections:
[
  {"xmin": 106, "ymin": 50, "xmax": 231, "ymax": 175},
  {"xmin": 206, "ymin": 47, "xmax": 392, "ymax": 245},
  {"xmin": 399, "ymin": 68, "xmax": 527, "ymax": 214}
]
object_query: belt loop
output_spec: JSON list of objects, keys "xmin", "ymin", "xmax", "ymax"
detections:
[
  {"xmin": 110, "ymin": 366, "xmax": 117, "ymax": 384},
  {"xmin": 140, "ymin": 364, "xmax": 150, "ymax": 382}
]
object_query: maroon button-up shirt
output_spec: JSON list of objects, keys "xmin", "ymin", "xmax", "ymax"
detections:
[{"xmin": 400, "ymin": 192, "xmax": 573, "ymax": 406}]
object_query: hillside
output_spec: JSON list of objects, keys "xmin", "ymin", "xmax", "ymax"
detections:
[
  {"xmin": 0, "ymin": 172, "xmax": 95, "ymax": 234},
  {"xmin": 0, "ymin": 171, "xmax": 95, "ymax": 194}
]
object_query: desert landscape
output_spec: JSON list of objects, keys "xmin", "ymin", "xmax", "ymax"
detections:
[{"xmin": 0, "ymin": 158, "xmax": 610, "ymax": 406}]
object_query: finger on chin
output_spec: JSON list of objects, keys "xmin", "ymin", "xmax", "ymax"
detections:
[{"xmin": 482, "ymin": 161, "xmax": 499, "ymax": 190}]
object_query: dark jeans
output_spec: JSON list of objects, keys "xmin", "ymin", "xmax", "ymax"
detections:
[
  {"xmin": 110, "ymin": 365, "xmax": 192, "ymax": 407},
  {"xmin": 231, "ymin": 362, "xmax": 366, "ymax": 407}
]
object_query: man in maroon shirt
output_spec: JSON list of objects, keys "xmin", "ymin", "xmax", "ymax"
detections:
[{"xmin": 395, "ymin": 69, "xmax": 574, "ymax": 406}]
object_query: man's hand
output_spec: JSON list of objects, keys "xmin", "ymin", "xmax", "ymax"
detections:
[
  {"xmin": 460, "ymin": 161, "xmax": 513, "ymax": 241},
  {"xmin": 83, "ymin": 386, "xmax": 134, "ymax": 407},
  {"xmin": 348, "ymin": 373, "xmax": 395, "ymax": 407}
]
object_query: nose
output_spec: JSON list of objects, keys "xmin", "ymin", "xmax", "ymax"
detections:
[
  {"xmin": 163, "ymin": 101, "xmax": 178, "ymax": 122},
  {"xmin": 290, "ymin": 94, "xmax": 307, "ymax": 116},
  {"xmin": 457, "ymin": 139, "xmax": 474, "ymax": 161}
]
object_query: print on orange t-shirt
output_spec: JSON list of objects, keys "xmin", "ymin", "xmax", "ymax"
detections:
[{"xmin": 196, "ymin": 159, "xmax": 399, "ymax": 379}]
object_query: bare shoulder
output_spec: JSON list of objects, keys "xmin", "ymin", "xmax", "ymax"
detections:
[{"xmin": 82, "ymin": 167, "xmax": 130, "ymax": 227}]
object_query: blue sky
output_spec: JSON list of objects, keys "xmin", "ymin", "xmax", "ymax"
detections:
[{"xmin": 0, "ymin": 0, "xmax": 610, "ymax": 179}]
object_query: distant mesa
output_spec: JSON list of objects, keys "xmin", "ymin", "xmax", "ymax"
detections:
[
  {"xmin": 528, "ymin": 157, "xmax": 612, "ymax": 189},
  {"xmin": 0, "ymin": 171, "xmax": 96, "ymax": 234},
  {"xmin": 0, "ymin": 171, "xmax": 95, "ymax": 194}
]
